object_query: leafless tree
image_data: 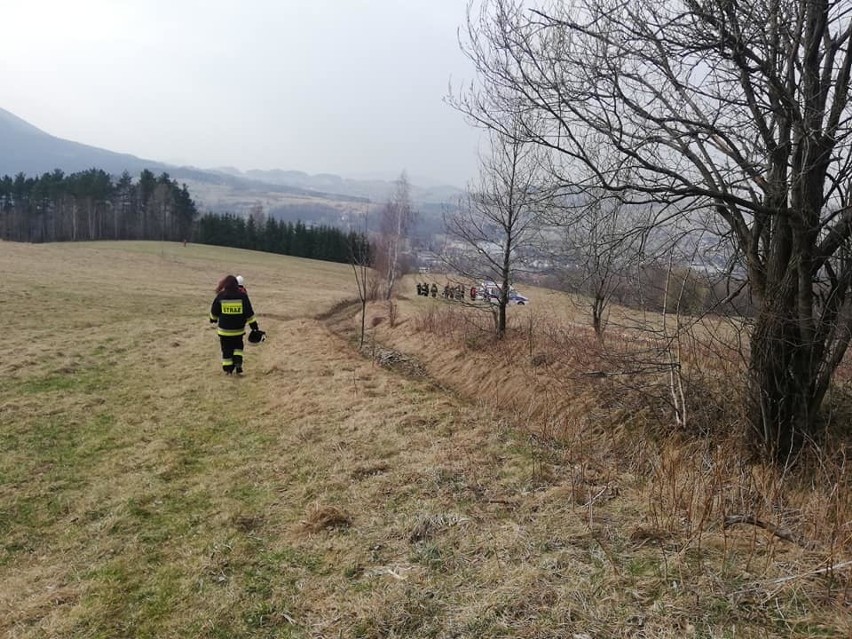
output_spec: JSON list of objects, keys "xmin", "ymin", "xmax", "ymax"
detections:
[
  {"xmin": 445, "ymin": 127, "xmax": 546, "ymax": 338},
  {"xmin": 458, "ymin": 0, "xmax": 852, "ymax": 461},
  {"xmin": 350, "ymin": 216, "xmax": 374, "ymax": 349},
  {"xmin": 375, "ymin": 172, "xmax": 417, "ymax": 300},
  {"xmin": 550, "ymin": 191, "xmax": 648, "ymax": 340}
]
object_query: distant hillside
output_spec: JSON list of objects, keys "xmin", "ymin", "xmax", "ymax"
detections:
[
  {"xmin": 0, "ymin": 107, "xmax": 311, "ymax": 193},
  {"xmin": 0, "ymin": 107, "xmax": 173, "ymax": 177},
  {"xmin": 0, "ymin": 107, "xmax": 460, "ymax": 228},
  {"xmin": 221, "ymin": 167, "xmax": 464, "ymax": 206}
]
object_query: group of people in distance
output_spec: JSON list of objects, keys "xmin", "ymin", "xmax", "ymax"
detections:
[
  {"xmin": 209, "ymin": 274, "xmax": 265, "ymax": 375},
  {"xmin": 416, "ymin": 281, "xmax": 479, "ymax": 302},
  {"xmin": 443, "ymin": 283, "xmax": 477, "ymax": 301},
  {"xmin": 416, "ymin": 282, "xmax": 438, "ymax": 297}
]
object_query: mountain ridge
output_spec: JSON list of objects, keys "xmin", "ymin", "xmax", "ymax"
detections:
[{"xmin": 0, "ymin": 107, "xmax": 463, "ymax": 208}]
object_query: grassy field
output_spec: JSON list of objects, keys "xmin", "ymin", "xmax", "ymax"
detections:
[{"xmin": 1, "ymin": 241, "xmax": 849, "ymax": 638}]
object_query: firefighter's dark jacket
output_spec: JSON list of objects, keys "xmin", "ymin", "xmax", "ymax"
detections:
[{"xmin": 209, "ymin": 291, "xmax": 258, "ymax": 337}]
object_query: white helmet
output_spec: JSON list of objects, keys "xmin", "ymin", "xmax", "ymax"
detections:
[{"xmin": 236, "ymin": 275, "xmax": 244, "ymax": 286}]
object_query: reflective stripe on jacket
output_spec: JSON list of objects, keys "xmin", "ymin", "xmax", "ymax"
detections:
[{"xmin": 210, "ymin": 291, "xmax": 256, "ymax": 337}]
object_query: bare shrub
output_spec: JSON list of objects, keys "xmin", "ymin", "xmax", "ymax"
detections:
[
  {"xmin": 412, "ymin": 305, "xmax": 441, "ymax": 334},
  {"xmin": 413, "ymin": 304, "xmax": 475, "ymax": 338},
  {"xmin": 367, "ymin": 272, "xmax": 382, "ymax": 301}
]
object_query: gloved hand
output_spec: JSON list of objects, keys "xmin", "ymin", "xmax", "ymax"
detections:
[{"xmin": 248, "ymin": 329, "xmax": 266, "ymax": 344}]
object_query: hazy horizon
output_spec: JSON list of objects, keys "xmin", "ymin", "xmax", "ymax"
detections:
[{"xmin": 1, "ymin": 0, "xmax": 484, "ymax": 188}]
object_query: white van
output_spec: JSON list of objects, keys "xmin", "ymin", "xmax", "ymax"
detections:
[{"xmin": 477, "ymin": 281, "xmax": 529, "ymax": 305}]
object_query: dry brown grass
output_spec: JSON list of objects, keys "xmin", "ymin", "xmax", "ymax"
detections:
[
  {"xmin": 365, "ymin": 274, "xmax": 852, "ymax": 634},
  {"xmin": 0, "ymin": 242, "xmax": 849, "ymax": 638}
]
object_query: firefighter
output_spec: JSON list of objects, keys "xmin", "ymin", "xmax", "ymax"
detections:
[
  {"xmin": 431, "ymin": 283, "xmax": 438, "ymax": 297},
  {"xmin": 209, "ymin": 274, "xmax": 262, "ymax": 375}
]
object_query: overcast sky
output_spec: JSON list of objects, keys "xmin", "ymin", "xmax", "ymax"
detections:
[{"xmin": 1, "ymin": 0, "xmax": 484, "ymax": 186}]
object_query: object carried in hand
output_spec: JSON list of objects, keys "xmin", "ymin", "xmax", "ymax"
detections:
[{"xmin": 248, "ymin": 329, "xmax": 266, "ymax": 344}]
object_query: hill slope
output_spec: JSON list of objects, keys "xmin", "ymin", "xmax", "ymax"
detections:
[
  {"xmin": 0, "ymin": 241, "xmax": 847, "ymax": 638},
  {"xmin": 0, "ymin": 107, "xmax": 329, "ymax": 194},
  {"xmin": 0, "ymin": 107, "xmax": 173, "ymax": 177},
  {"xmin": 0, "ymin": 108, "xmax": 460, "ymax": 220}
]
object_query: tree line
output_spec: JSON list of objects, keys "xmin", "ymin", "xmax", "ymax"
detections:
[
  {"xmin": 0, "ymin": 168, "xmax": 372, "ymax": 267},
  {"xmin": 196, "ymin": 212, "xmax": 371, "ymax": 265},
  {"xmin": 0, "ymin": 169, "xmax": 197, "ymax": 243}
]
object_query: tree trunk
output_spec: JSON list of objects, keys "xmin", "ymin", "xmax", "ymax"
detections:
[
  {"xmin": 592, "ymin": 294, "xmax": 605, "ymax": 342},
  {"xmin": 748, "ymin": 296, "xmax": 822, "ymax": 461},
  {"xmin": 87, "ymin": 199, "xmax": 95, "ymax": 240}
]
